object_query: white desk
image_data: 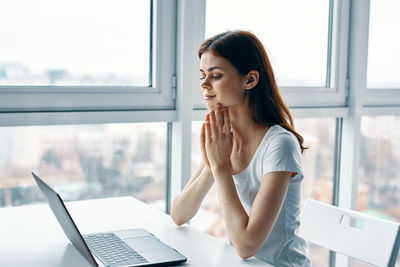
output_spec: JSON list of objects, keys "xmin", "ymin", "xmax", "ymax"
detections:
[{"xmin": 0, "ymin": 196, "xmax": 271, "ymax": 267}]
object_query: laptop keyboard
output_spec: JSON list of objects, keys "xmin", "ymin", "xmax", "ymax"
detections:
[{"xmin": 84, "ymin": 232, "xmax": 148, "ymax": 267}]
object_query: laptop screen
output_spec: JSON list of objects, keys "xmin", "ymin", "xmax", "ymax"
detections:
[{"xmin": 32, "ymin": 172, "xmax": 98, "ymax": 267}]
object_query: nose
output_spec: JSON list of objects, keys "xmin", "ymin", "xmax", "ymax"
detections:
[{"xmin": 200, "ymin": 77, "xmax": 212, "ymax": 91}]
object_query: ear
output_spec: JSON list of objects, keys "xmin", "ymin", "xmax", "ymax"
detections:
[{"xmin": 244, "ymin": 70, "xmax": 259, "ymax": 90}]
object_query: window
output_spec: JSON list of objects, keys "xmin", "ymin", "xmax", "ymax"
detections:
[
  {"xmin": 296, "ymin": 118, "xmax": 336, "ymax": 204},
  {"xmin": 295, "ymin": 117, "xmax": 336, "ymax": 267},
  {"xmin": 194, "ymin": 0, "xmax": 348, "ymax": 109},
  {"xmin": 0, "ymin": 0, "xmax": 176, "ymax": 111},
  {"xmin": 357, "ymin": 115, "xmax": 400, "ymax": 267},
  {"xmin": 0, "ymin": 123, "xmax": 167, "ymax": 211},
  {"xmin": 367, "ymin": 0, "xmax": 400, "ymax": 88},
  {"xmin": 0, "ymin": 2, "xmax": 398, "ymax": 266},
  {"xmin": 358, "ymin": 116, "xmax": 400, "ymax": 221},
  {"xmin": 0, "ymin": 0, "xmax": 151, "ymax": 86},
  {"xmin": 190, "ymin": 118, "xmax": 336, "ymax": 266},
  {"xmin": 205, "ymin": 0, "xmax": 331, "ymax": 87}
]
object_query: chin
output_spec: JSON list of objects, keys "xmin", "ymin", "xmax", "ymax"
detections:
[
  {"xmin": 205, "ymin": 101, "xmax": 228, "ymax": 111},
  {"xmin": 206, "ymin": 100, "xmax": 226, "ymax": 110},
  {"xmin": 205, "ymin": 103, "xmax": 216, "ymax": 111}
]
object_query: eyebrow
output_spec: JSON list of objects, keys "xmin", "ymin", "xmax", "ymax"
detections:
[{"xmin": 199, "ymin": 66, "xmax": 224, "ymax": 72}]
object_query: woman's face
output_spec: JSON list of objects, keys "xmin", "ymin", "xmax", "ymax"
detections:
[{"xmin": 200, "ymin": 51, "xmax": 247, "ymax": 111}]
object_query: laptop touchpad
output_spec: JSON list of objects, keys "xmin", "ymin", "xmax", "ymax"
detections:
[{"xmin": 124, "ymin": 236, "xmax": 170, "ymax": 253}]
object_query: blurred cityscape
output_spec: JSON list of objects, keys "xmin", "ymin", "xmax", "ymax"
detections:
[
  {"xmin": 0, "ymin": 62, "xmax": 147, "ymax": 86},
  {"xmin": 358, "ymin": 116, "xmax": 400, "ymax": 222},
  {"xmin": 0, "ymin": 123, "xmax": 167, "ymax": 210},
  {"xmin": 0, "ymin": 117, "xmax": 399, "ymax": 266}
]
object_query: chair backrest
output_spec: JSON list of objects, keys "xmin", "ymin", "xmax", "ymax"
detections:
[{"xmin": 298, "ymin": 199, "xmax": 400, "ymax": 267}]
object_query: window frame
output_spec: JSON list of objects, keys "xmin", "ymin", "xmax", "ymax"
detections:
[
  {"xmin": 192, "ymin": 0, "xmax": 349, "ymax": 109},
  {"xmin": 282, "ymin": 0, "xmax": 349, "ymax": 108},
  {"xmin": 1, "ymin": 1, "xmax": 399, "ymax": 266},
  {"xmin": 352, "ymin": 0, "xmax": 400, "ymax": 107},
  {"xmin": 0, "ymin": 0, "xmax": 176, "ymax": 112},
  {"xmin": 364, "ymin": 89, "xmax": 400, "ymax": 106}
]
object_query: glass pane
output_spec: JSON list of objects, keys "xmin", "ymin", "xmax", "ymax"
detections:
[
  {"xmin": 358, "ymin": 116, "xmax": 400, "ymax": 266},
  {"xmin": 0, "ymin": 0, "xmax": 151, "ymax": 86},
  {"xmin": 367, "ymin": 0, "xmax": 400, "ymax": 88},
  {"xmin": 205, "ymin": 0, "xmax": 330, "ymax": 87},
  {"xmin": 0, "ymin": 123, "xmax": 167, "ymax": 211},
  {"xmin": 296, "ymin": 118, "xmax": 335, "ymax": 267},
  {"xmin": 296, "ymin": 118, "xmax": 336, "ymax": 204},
  {"xmin": 191, "ymin": 118, "xmax": 336, "ymax": 266}
]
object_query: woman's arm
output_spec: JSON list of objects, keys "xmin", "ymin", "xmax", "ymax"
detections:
[
  {"xmin": 171, "ymin": 117, "xmax": 216, "ymax": 226},
  {"xmin": 212, "ymin": 168, "xmax": 290, "ymax": 259},
  {"xmin": 170, "ymin": 161, "xmax": 214, "ymax": 226},
  {"xmin": 204, "ymin": 104, "xmax": 291, "ymax": 258}
]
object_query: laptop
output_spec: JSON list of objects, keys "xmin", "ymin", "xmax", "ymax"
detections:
[{"xmin": 32, "ymin": 172, "xmax": 187, "ymax": 267}]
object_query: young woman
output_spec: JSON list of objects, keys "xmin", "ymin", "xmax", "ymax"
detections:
[{"xmin": 171, "ymin": 30, "xmax": 311, "ymax": 267}]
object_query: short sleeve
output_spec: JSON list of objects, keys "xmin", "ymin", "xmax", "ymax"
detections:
[{"xmin": 262, "ymin": 132, "xmax": 304, "ymax": 183}]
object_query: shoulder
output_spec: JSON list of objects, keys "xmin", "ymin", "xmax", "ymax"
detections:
[
  {"xmin": 261, "ymin": 125, "xmax": 304, "ymax": 182},
  {"xmin": 264, "ymin": 125, "xmax": 301, "ymax": 155}
]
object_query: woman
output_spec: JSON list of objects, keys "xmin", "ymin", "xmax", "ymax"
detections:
[{"xmin": 171, "ymin": 30, "xmax": 311, "ymax": 267}]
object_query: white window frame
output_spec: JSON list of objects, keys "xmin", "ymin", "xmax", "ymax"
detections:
[
  {"xmin": 362, "ymin": 0, "xmax": 400, "ymax": 107},
  {"xmin": 0, "ymin": 0, "xmax": 176, "ymax": 113},
  {"xmin": 338, "ymin": 0, "xmax": 400, "ymax": 265},
  {"xmin": 283, "ymin": 0, "xmax": 350, "ymax": 108},
  {"xmin": 1, "ymin": 1, "xmax": 399, "ymax": 265},
  {"xmin": 191, "ymin": 0, "xmax": 350, "ymax": 110},
  {"xmin": 363, "ymin": 89, "xmax": 400, "ymax": 106}
]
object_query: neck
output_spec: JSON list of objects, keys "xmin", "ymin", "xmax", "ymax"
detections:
[{"xmin": 228, "ymin": 103, "xmax": 266, "ymax": 143}]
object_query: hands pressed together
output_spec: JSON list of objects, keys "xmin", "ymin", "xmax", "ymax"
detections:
[{"xmin": 201, "ymin": 104, "xmax": 233, "ymax": 176}]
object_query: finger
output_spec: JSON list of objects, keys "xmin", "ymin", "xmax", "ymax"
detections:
[
  {"xmin": 200, "ymin": 123, "xmax": 205, "ymax": 145},
  {"xmin": 205, "ymin": 120, "xmax": 211, "ymax": 144},
  {"xmin": 215, "ymin": 104, "xmax": 224, "ymax": 136},
  {"xmin": 209, "ymin": 111, "xmax": 217, "ymax": 139},
  {"xmin": 204, "ymin": 113, "xmax": 209, "ymax": 123},
  {"xmin": 201, "ymin": 123, "xmax": 210, "ymax": 167},
  {"xmin": 205, "ymin": 113, "xmax": 210, "ymax": 139},
  {"xmin": 223, "ymin": 107, "xmax": 231, "ymax": 135}
]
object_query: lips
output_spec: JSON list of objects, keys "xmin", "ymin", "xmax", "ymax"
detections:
[{"xmin": 204, "ymin": 95, "xmax": 216, "ymax": 100}]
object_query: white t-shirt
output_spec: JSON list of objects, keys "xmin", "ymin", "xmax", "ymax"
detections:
[{"xmin": 232, "ymin": 125, "xmax": 311, "ymax": 267}]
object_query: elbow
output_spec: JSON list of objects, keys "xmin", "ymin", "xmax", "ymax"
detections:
[
  {"xmin": 232, "ymin": 226, "xmax": 270, "ymax": 260},
  {"xmin": 170, "ymin": 214, "xmax": 186, "ymax": 226},
  {"xmin": 236, "ymin": 247, "xmax": 257, "ymax": 260},
  {"xmin": 170, "ymin": 198, "xmax": 187, "ymax": 226},
  {"xmin": 234, "ymin": 239, "xmax": 262, "ymax": 260}
]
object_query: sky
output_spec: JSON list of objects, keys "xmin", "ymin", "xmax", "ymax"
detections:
[{"xmin": 0, "ymin": 0, "xmax": 150, "ymax": 76}]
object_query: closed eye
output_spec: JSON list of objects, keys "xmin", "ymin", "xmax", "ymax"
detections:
[{"xmin": 199, "ymin": 75, "xmax": 222, "ymax": 81}]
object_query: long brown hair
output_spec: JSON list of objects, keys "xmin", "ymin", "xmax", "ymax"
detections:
[{"xmin": 198, "ymin": 30, "xmax": 307, "ymax": 153}]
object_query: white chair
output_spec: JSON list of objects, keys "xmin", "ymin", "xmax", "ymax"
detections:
[{"xmin": 298, "ymin": 199, "xmax": 400, "ymax": 267}]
